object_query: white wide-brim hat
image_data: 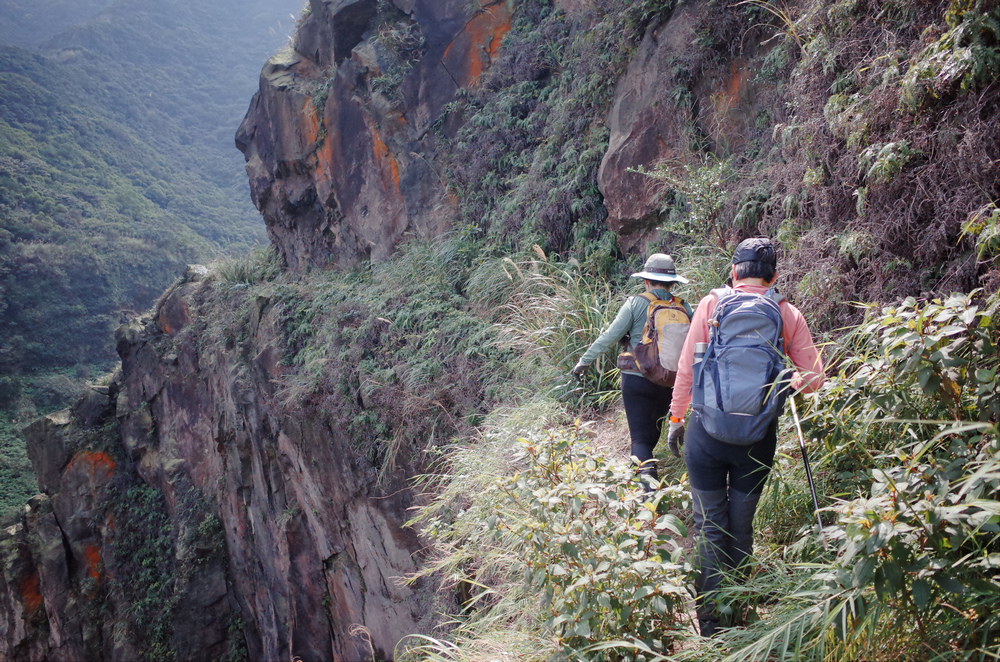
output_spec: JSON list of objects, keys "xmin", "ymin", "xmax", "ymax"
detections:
[{"xmin": 630, "ymin": 253, "xmax": 689, "ymax": 284}]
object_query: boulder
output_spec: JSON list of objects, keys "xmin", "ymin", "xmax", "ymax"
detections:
[{"xmin": 598, "ymin": 3, "xmax": 767, "ymax": 249}]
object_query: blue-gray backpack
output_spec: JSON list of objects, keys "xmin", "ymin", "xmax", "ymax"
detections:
[{"xmin": 691, "ymin": 286, "xmax": 792, "ymax": 445}]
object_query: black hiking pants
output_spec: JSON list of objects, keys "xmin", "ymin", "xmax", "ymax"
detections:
[
  {"xmin": 684, "ymin": 411, "xmax": 778, "ymax": 635},
  {"xmin": 621, "ymin": 373, "xmax": 672, "ymax": 479}
]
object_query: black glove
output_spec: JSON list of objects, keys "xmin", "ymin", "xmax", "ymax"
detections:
[
  {"xmin": 571, "ymin": 359, "xmax": 589, "ymax": 378},
  {"xmin": 667, "ymin": 419, "xmax": 685, "ymax": 458}
]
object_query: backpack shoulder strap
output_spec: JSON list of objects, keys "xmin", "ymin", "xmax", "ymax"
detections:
[
  {"xmin": 765, "ymin": 286, "xmax": 786, "ymax": 305},
  {"xmin": 630, "ymin": 291, "xmax": 657, "ymax": 331},
  {"xmin": 710, "ymin": 286, "xmax": 733, "ymax": 301},
  {"xmin": 707, "ymin": 287, "xmax": 733, "ymax": 327}
]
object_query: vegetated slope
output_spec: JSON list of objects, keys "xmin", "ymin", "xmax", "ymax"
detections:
[
  {"xmin": 0, "ymin": 0, "xmax": 116, "ymax": 48},
  {"xmin": 0, "ymin": 0, "xmax": 303, "ymax": 376},
  {"xmin": 397, "ymin": 1, "xmax": 1000, "ymax": 659},
  {"xmin": 0, "ymin": 246, "xmax": 519, "ymax": 661},
  {"xmin": 436, "ymin": 0, "xmax": 1000, "ymax": 328},
  {"xmin": 242, "ymin": 0, "xmax": 998, "ymax": 318},
  {"xmin": 44, "ymin": 0, "xmax": 302, "ymax": 228},
  {"xmin": 708, "ymin": 0, "xmax": 1000, "ymax": 329},
  {"xmin": 0, "ymin": 0, "xmax": 300, "ymax": 517},
  {"xmin": 0, "ymin": 46, "xmax": 216, "ymax": 372}
]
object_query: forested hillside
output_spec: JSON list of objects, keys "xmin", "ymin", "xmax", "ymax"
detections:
[
  {"xmin": 0, "ymin": 0, "xmax": 300, "ymax": 517},
  {"xmin": 0, "ymin": 0, "xmax": 115, "ymax": 48}
]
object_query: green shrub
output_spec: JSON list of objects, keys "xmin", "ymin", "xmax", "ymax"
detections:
[
  {"xmin": 491, "ymin": 430, "xmax": 693, "ymax": 660},
  {"xmin": 0, "ymin": 414, "xmax": 36, "ymax": 520},
  {"xmin": 899, "ymin": 3, "xmax": 1000, "ymax": 112},
  {"xmin": 807, "ymin": 291, "xmax": 999, "ymax": 484},
  {"xmin": 961, "ymin": 203, "xmax": 1000, "ymax": 263},
  {"xmin": 711, "ymin": 291, "xmax": 1000, "ymax": 662},
  {"xmin": 638, "ymin": 157, "xmax": 735, "ymax": 244},
  {"xmin": 858, "ymin": 140, "xmax": 920, "ymax": 185},
  {"xmin": 718, "ymin": 433, "xmax": 1000, "ymax": 661},
  {"xmin": 107, "ymin": 481, "xmax": 178, "ymax": 661}
]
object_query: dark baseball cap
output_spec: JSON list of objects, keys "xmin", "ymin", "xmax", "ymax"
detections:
[{"xmin": 732, "ymin": 237, "xmax": 776, "ymax": 265}]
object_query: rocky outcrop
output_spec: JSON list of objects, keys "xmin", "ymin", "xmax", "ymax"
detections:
[
  {"xmin": 237, "ymin": 0, "xmax": 513, "ymax": 270},
  {"xmin": 2, "ymin": 393, "xmax": 234, "ymax": 662},
  {"xmin": 239, "ymin": 0, "xmax": 778, "ymax": 266},
  {"xmin": 1, "ymin": 266, "xmax": 437, "ymax": 661},
  {"xmin": 129, "ymin": 271, "xmax": 437, "ymax": 661},
  {"xmin": 597, "ymin": 3, "xmax": 774, "ymax": 249}
]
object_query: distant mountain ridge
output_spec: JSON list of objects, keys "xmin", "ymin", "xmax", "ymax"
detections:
[
  {"xmin": 0, "ymin": 0, "xmax": 116, "ymax": 48},
  {"xmin": 0, "ymin": 0, "xmax": 302, "ymax": 517},
  {"xmin": 0, "ymin": 0, "xmax": 302, "ymax": 372}
]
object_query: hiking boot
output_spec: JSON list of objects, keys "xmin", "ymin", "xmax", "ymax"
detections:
[{"xmin": 698, "ymin": 617, "xmax": 720, "ymax": 637}]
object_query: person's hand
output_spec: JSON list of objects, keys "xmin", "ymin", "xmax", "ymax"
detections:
[
  {"xmin": 667, "ymin": 418, "xmax": 685, "ymax": 458},
  {"xmin": 571, "ymin": 359, "xmax": 589, "ymax": 378}
]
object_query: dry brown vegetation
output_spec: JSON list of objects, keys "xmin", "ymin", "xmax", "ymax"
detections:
[{"xmin": 686, "ymin": 0, "xmax": 1000, "ymax": 328}]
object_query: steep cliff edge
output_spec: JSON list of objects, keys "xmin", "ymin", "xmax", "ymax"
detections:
[
  {"xmin": 2, "ymin": 265, "xmax": 444, "ymax": 661},
  {"xmin": 235, "ymin": 0, "xmax": 795, "ymax": 270},
  {"xmin": 237, "ymin": 0, "xmax": 997, "ymax": 313},
  {"xmin": 236, "ymin": 0, "xmax": 514, "ymax": 270}
]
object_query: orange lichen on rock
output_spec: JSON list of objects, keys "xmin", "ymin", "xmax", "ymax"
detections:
[
  {"xmin": 83, "ymin": 544, "xmax": 102, "ymax": 581},
  {"xmin": 302, "ymin": 98, "xmax": 320, "ymax": 145},
  {"xmin": 370, "ymin": 124, "xmax": 401, "ymax": 196},
  {"xmin": 19, "ymin": 573, "xmax": 43, "ymax": 614},
  {"xmin": 725, "ymin": 58, "xmax": 750, "ymax": 106},
  {"xmin": 67, "ymin": 451, "xmax": 116, "ymax": 481},
  {"xmin": 483, "ymin": 7, "xmax": 511, "ymax": 61},
  {"xmin": 444, "ymin": 1, "xmax": 513, "ymax": 85},
  {"xmin": 157, "ymin": 295, "xmax": 191, "ymax": 336},
  {"xmin": 314, "ymin": 135, "xmax": 334, "ymax": 185},
  {"xmin": 302, "ymin": 98, "xmax": 333, "ymax": 188}
]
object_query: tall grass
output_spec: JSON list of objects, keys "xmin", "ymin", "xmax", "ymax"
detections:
[
  {"xmin": 402, "ymin": 405, "xmax": 696, "ymax": 662},
  {"xmin": 400, "ymin": 400, "xmax": 566, "ymax": 662},
  {"xmin": 211, "ymin": 245, "xmax": 283, "ymax": 285},
  {"xmin": 487, "ymin": 249, "xmax": 630, "ymax": 412}
]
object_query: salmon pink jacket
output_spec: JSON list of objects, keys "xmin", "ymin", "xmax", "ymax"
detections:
[{"xmin": 669, "ymin": 283, "xmax": 825, "ymax": 421}]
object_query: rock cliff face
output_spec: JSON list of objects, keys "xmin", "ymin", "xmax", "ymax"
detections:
[
  {"xmin": 2, "ymin": 267, "xmax": 435, "ymax": 661},
  {"xmin": 237, "ymin": 0, "xmax": 766, "ymax": 266},
  {"xmin": 598, "ymin": 2, "xmax": 774, "ymax": 248},
  {"xmin": 237, "ymin": 0, "xmax": 513, "ymax": 270}
]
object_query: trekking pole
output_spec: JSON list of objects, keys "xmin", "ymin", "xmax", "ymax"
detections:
[{"xmin": 789, "ymin": 395, "xmax": 825, "ymax": 545}]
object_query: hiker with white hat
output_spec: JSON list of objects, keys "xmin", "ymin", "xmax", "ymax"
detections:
[{"xmin": 572, "ymin": 254, "xmax": 693, "ymax": 484}]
